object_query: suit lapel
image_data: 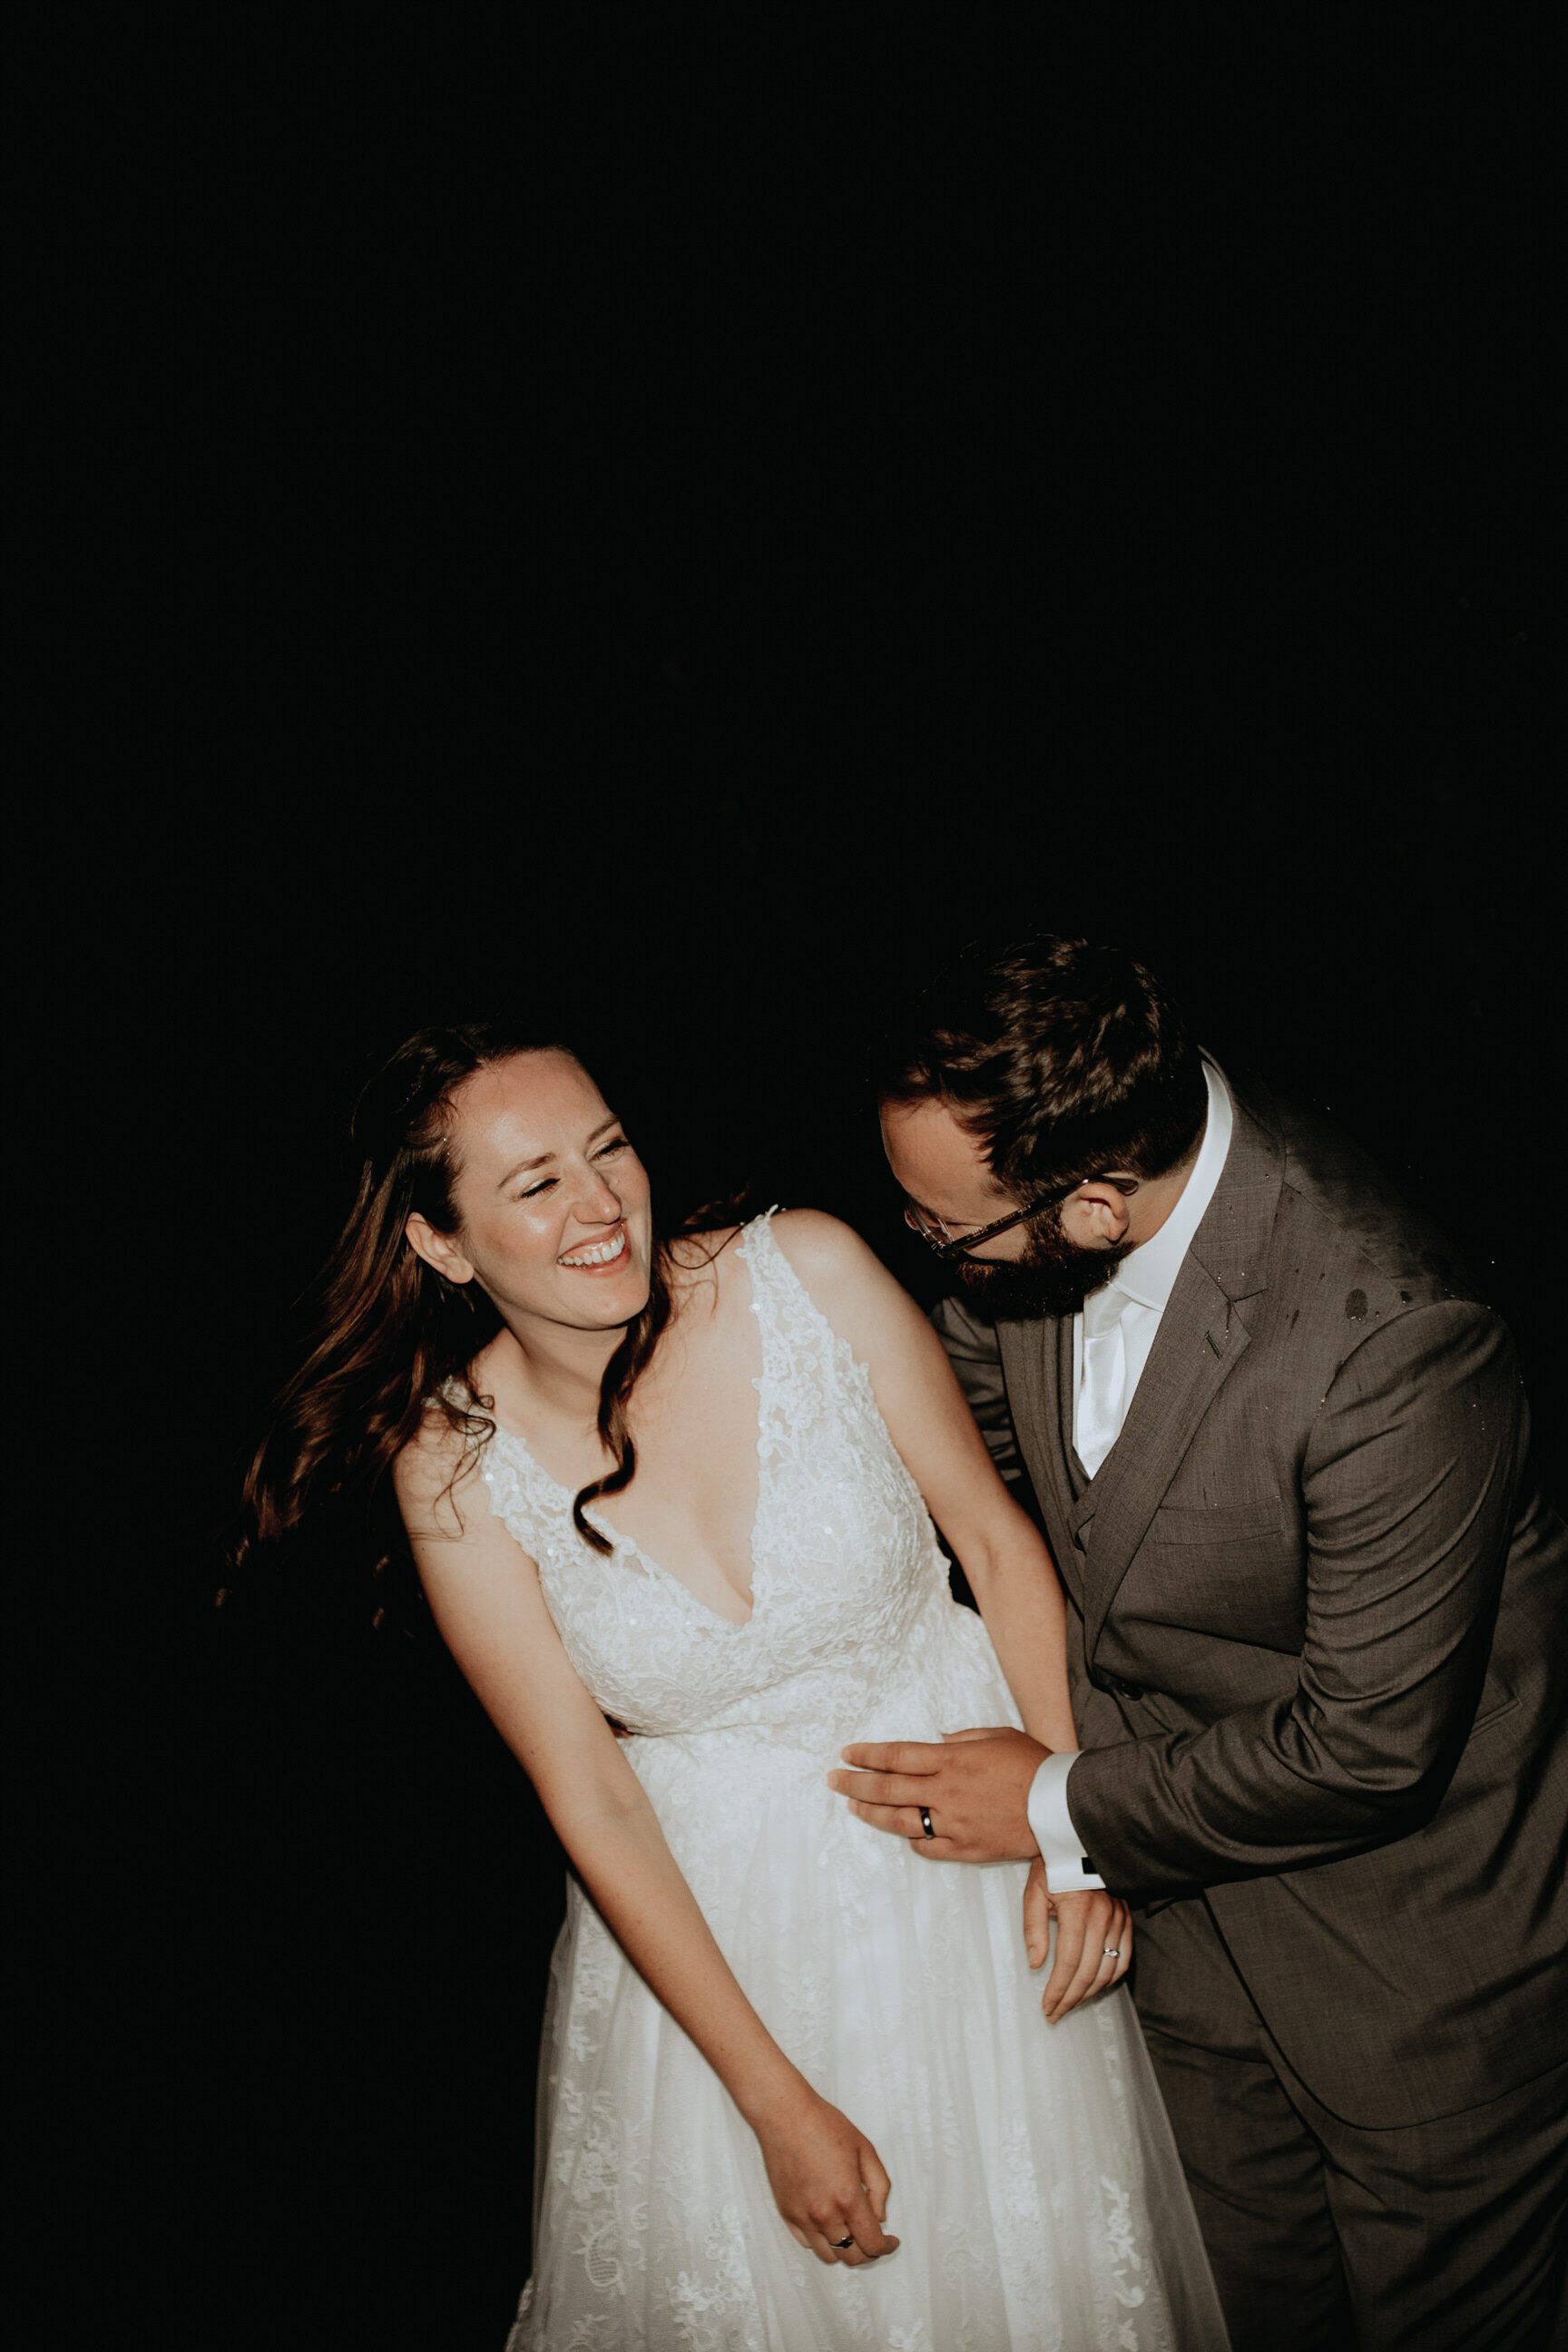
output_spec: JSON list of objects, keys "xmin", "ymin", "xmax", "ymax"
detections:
[
  {"xmin": 1080, "ymin": 1259, "xmax": 1252, "ymax": 1660},
  {"xmin": 1078, "ymin": 1086, "xmax": 1282, "ymax": 1667},
  {"xmin": 998, "ymin": 1311, "xmax": 1083, "ymax": 1609}
]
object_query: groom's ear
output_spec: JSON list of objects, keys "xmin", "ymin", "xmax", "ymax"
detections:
[
  {"xmin": 1059, "ymin": 1183, "xmax": 1134, "ymax": 1249},
  {"xmin": 405, "ymin": 1211, "xmax": 476, "ymax": 1285}
]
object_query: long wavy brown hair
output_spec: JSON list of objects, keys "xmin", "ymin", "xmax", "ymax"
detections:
[{"xmin": 235, "ymin": 1021, "xmax": 680, "ymax": 1596}]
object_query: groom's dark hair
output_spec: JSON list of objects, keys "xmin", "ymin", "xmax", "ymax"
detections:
[{"xmin": 876, "ymin": 936, "xmax": 1209, "ymax": 1197}]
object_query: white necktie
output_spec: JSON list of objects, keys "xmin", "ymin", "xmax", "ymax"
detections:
[{"xmin": 1078, "ymin": 1283, "xmax": 1129, "ymax": 1479}]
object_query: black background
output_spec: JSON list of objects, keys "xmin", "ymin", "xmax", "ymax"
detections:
[{"xmin": 46, "ymin": 19, "xmax": 1560, "ymax": 2351}]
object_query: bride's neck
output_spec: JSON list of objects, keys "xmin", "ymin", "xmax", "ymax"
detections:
[{"xmin": 487, "ymin": 1309, "xmax": 633, "ymax": 1430}]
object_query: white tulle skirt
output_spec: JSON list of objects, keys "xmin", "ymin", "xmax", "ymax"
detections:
[{"xmin": 505, "ymin": 1722, "xmax": 1227, "ymax": 2352}]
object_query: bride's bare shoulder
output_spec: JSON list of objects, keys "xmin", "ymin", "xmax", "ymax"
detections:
[
  {"xmin": 670, "ymin": 1212, "xmax": 897, "ymax": 1330},
  {"xmin": 392, "ymin": 1392, "xmax": 488, "ymax": 1529},
  {"xmin": 767, "ymin": 1209, "xmax": 892, "ymax": 1298},
  {"xmin": 768, "ymin": 1211, "xmax": 932, "ymax": 1367}
]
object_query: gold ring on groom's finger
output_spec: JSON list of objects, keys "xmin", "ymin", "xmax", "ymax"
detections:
[{"xmin": 919, "ymin": 1807, "xmax": 935, "ymax": 1838}]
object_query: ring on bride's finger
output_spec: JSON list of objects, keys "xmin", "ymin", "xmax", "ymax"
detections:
[
  {"xmin": 833, "ymin": 2235, "xmax": 854, "ymax": 2249},
  {"xmin": 919, "ymin": 1806, "xmax": 935, "ymax": 1838},
  {"xmin": 1102, "ymin": 1946, "xmax": 1121, "ymax": 1958}
]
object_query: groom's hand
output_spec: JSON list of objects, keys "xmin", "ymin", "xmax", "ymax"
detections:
[{"xmin": 828, "ymin": 1726, "xmax": 1046, "ymax": 1861}]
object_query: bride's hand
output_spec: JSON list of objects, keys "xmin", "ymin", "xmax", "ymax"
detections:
[
  {"xmin": 752, "ymin": 2083, "xmax": 900, "ymax": 2265},
  {"xmin": 1023, "ymin": 1860, "xmax": 1132, "ymax": 2022}
]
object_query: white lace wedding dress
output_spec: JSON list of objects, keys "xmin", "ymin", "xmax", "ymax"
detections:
[{"xmin": 481, "ymin": 1214, "xmax": 1227, "ymax": 2351}]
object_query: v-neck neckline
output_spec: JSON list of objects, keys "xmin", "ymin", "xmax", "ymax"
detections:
[
  {"xmin": 486, "ymin": 1418, "xmax": 760, "ymax": 1629},
  {"xmin": 483, "ymin": 1220, "xmax": 781, "ymax": 1632}
]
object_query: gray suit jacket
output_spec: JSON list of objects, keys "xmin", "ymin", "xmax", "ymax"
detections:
[{"xmin": 936, "ymin": 1078, "xmax": 1567, "ymax": 2129}]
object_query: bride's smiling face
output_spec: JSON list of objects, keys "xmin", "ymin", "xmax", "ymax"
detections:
[{"xmin": 404, "ymin": 1049, "xmax": 653, "ymax": 1334}]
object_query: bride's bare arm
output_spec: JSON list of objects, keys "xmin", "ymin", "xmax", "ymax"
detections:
[
  {"xmin": 393, "ymin": 1422, "xmax": 899, "ymax": 2266},
  {"xmin": 769, "ymin": 1211, "xmax": 1075, "ymax": 1748},
  {"xmin": 771, "ymin": 1212, "xmax": 1132, "ymax": 2017}
]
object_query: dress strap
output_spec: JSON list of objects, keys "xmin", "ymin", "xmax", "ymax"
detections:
[
  {"xmin": 736, "ymin": 1208, "xmax": 870, "ymax": 1455},
  {"xmin": 733, "ymin": 1204, "xmax": 785, "ymax": 1287}
]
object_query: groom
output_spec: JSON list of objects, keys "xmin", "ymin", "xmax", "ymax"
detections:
[{"xmin": 831, "ymin": 936, "xmax": 1566, "ymax": 2352}]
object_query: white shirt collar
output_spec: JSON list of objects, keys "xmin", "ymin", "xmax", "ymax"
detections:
[{"xmin": 1105, "ymin": 1059, "xmax": 1233, "ymax": 1315}]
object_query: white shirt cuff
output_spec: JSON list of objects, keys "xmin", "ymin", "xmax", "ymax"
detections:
[{"xmin": 1027, "ymin": 1751, "xmax": 1106, "ymax": 1893}]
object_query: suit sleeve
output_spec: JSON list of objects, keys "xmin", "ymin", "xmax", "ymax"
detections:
[
  {"xmin": 1065, "ymin": 1300, "xmax": 1526, "ymax": 1896},
  {"xmin": 929, "ymin": 1294, "xmax": 1025, "ymax": 1488}
]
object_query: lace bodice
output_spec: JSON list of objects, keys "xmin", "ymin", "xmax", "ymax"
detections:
[{"xmin": 476, "ymin": 1212, "xmax": 971, "ymax": 1753}]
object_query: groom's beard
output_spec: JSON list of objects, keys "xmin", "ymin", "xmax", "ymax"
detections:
[{"xmin": 955, "ymin": 1205, "xmax": 1134, "ymax": 1320}]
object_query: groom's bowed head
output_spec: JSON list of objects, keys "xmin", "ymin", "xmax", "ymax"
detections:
[{"xmin": 873, "ymin": 935, "xmax": 1212, "ymax": 1322}]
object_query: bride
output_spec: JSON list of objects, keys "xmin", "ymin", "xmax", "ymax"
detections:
[{"xmin": 245, "ymin": 1022, "xmax": 1227, "ymax": 2349}]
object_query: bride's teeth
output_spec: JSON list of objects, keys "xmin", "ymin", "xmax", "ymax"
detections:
[{"xmin": 561, "ymin": 1231, "xmax": 627, "ymax": 1268}]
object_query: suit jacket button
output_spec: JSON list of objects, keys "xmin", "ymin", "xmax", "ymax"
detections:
[{"xmin": 1116, "ymin": 1679, "xmax": 1144, "ymax": 1700}]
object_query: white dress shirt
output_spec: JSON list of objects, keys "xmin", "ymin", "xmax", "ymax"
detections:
[{"xmin": 1026, "ymin": 1061, "xmax": 1235, "ymax": 1892}]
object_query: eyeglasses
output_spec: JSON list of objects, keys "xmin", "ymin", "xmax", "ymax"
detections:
[{"xmin": 903, "ymin": 1175, "xmax": 1142, "ymax": 1263}]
